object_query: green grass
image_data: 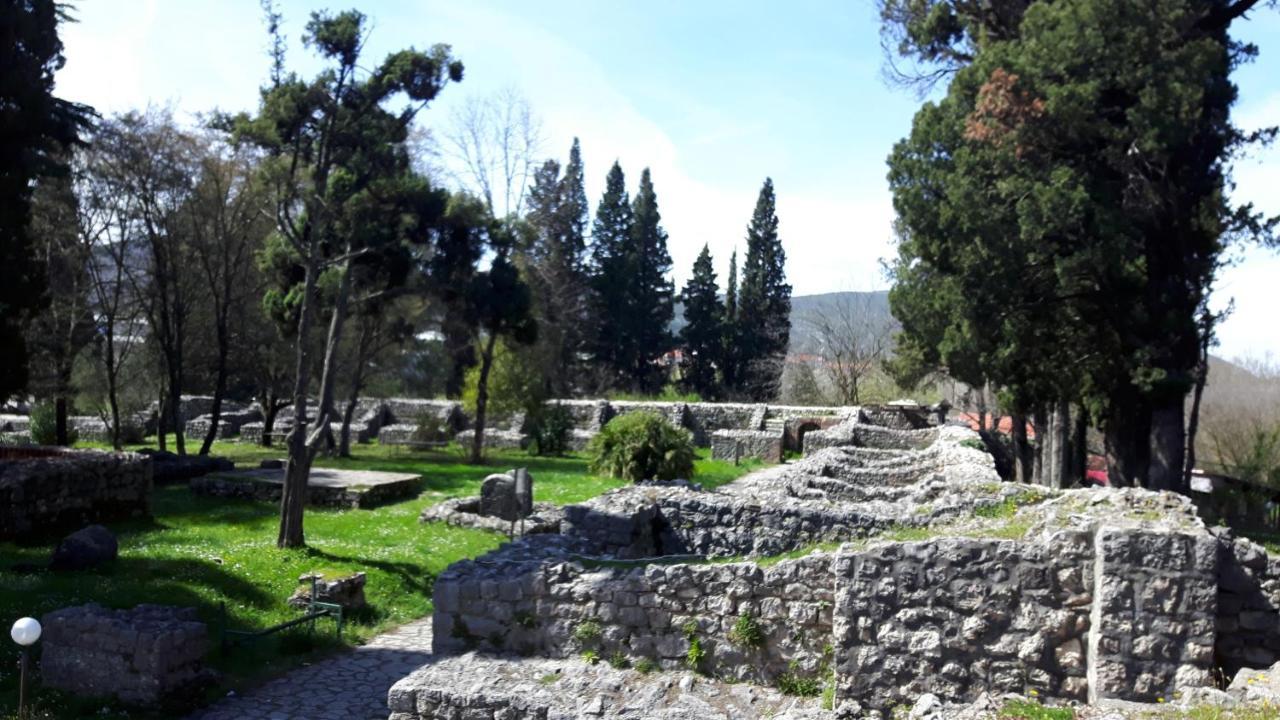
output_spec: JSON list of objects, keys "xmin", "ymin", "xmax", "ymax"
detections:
[
  {"xmin": 1, "ymin": 441, "xmax": 757, "ymax": 717},
  {"xmin": 999, "ymin": 697, "xmax": 1075, "ymax": 720}
]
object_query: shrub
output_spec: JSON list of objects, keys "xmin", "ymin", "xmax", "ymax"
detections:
[
  {"xmin": 412, "ymin": 412, "xmax": 445, "ymax": 442},
  {"xmin": 634, "ymin": 657, "xmax": 659, "ymax": 674},
  {"xmin": 588, "ymin": 412, "xmax": 695, "ymax": 483},
  {"xmin": 29, "ymin": 402, "xmax": 78, "ymax": 446},
  {"xmin": 776, "ymin": 660, "xmax": 822, "ymax": 696},
  {"xmin": 529, "ymin": 402, "xmax": 573, "ymax": 456},
  {"xmin": 572, "ymin": 619, "xmax": 602, "ymax": 645}
]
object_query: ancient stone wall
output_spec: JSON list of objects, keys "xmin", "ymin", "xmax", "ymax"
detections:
[
  {"xmin": 1088, "ymin": 528, "xmax": 1218, "ymax": 703},
  {"xmin": 1217, "ymin": 534, "xmax": 1280, "ymax": 674},
  {"xmin": 40, "ymin": 603, "xmax": 208, "ymax": 707},
  {"xmin": 433, "ymin": 542, "xmax": 835, "ymax": 683},
  {"xmin": 0, "ymin": 447, "xmax": 151, "ymax": 539},
  {"xmin": 832, "ymin": 533, "xmax": 1095, "ymax": 711},
  {"xmin": 710, "ymin": 429, "xmax": 784, "ymax": 463}
]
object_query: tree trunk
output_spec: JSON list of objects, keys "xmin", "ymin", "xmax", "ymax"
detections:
[
  {"xmin": 200, "ymin": 321, "xmax": 231, "ymax": 455},
  {"xmin": 261, "ymin": 396, "xmax": 280, "ymax": 448},
  {"xmin": 338, "ymin": 321, "xmax": 373, "ymax": 458},
  {"xmin": 314, "ymin": 260, "xmax": 354, "ymax": 457},
  {"xmin": 471, "ymin": 332, "xmax": 499, "ymax": 464},
  {"xmin": 1011, "ymin": 411, "xmax": 1031, "ymax": 484},
  {"xmin": 157, "ymin": 390, "xmax": 167, "ymax": 452},
  {"xmin": 279, "ymin": 260, "xmax": 320, "ymax": 549},
  {"xmin": 1069, "ymin": 404, "xmax": 1087, "ymax": 487},
  {"xmin": 1149, "ymin": 398, "xmax": 1186, "ymax": 493},
  {"xmin": 1032, "ymin": 406, "xmax": 1047, "ymax": 484},
  {"xmin": 55, "ymin": 396, "xmax": 69, "ymax": 447},
  {"xmin": 168, "ymin": 374, "xmax": 185, "ymax": 456},
  {"xmin": 106, "ymin": 372, "xmax": 122, "ymax": 451},
  {"xmin": 1185, "ymin": 348, "xmax": 1210, "ymax": 490},
  {"xmin": 1105, "ymin": 405, "xmax": 1150, "ymax": 488}
]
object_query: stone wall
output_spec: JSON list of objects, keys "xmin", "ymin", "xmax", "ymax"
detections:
[
  {"xmin": 433, "ymin": 540, "xmax": 834, "ymax": 683},
  {"xmin": 0, "ymin": 447, "xmax": 151, "ymax": 539},
  {"xmin": 1088, "ymin": 528, "xmax": 1218, "ymax": 703},
  {"xmin": 1217, "ymin": 533, "xmax": 1280, "ymax": 674},
  {"xmin": 832, "ymin": 533, "xmax": 1095, "ymax": 710},
  {"xmin": 710, "ymin": 429, "xmax": 784, "ymax": 463},
  {"xmin": 40, "ymin": 603, "xmax": 209, "ymax": 707}
]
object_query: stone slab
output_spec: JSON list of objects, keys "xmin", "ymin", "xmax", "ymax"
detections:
[{"xmin": 191, "ymin": 467, "xmax": 421, "ymax": 508}]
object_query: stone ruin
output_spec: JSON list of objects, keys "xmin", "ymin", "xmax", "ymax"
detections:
[
  {"xmin": 420, "ymin": 467, "xmax": 566, "ymax": 536},
  {"xmin": 0, "ymin": 446, "xmax": 151, "ymax": 540},
  {"xmin": 392, "ymin": 408, "xmax": 1280, "ymax": 719}
]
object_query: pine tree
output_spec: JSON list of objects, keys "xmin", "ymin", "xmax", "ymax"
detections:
[
  {"xmin": 680, "ymin": 244, "xmax": 723, "ymax": 399},
  {"xmin": 737, "ymin": 178, "xmax": 791, "ymax": 400},
  {"xmin": 587, "ymin": 161, "xmax": 634, "ymax": 386},
  {"xmin": 721, "ymin": 249, "xmax": 741, "ymax": 393},
  {"xmin": 625, "ymin": 168, "xmax": 675, "ymax": 393}
]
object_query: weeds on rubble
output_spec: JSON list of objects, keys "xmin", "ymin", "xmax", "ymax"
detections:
[
  {"xmin": 728, "ymin": 613, "xmax": 765, "ymax": 648},
  {"xmin": 682, "ymin": 620, "xmax": 708, "ymax": 672},
  {"xmin": 998, "ymin": 697, "xmax": 1075, "ymax": 719},
  {"xmin": 581, "ymin": 649, "xmax": 601, "ymax": 665},
  {"xmin": 635, "ymin": 657, "xmax": 660, "ymax": 674},
  {"xmin": 608, "ymin": 651, "xmax": 631, "ymax": 669},
  {"xmin": 1148, "ymin": 701, "xmax": 1280, "ymax": 719},
  {"xmin": 538, "ymin": 673, "xmax": 559, "ymax": 685},
  {"xmin": 776, "ymin": 660, "xmax": 823, "ymax": 696},
  {"xmin": 976, "ymin": 498, "xmax": 1020, "ymax": 519}
]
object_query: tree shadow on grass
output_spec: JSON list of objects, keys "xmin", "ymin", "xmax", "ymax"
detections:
[{"xmin": 305, "ymin": 547, "xmax": 435, "ymax": 599}]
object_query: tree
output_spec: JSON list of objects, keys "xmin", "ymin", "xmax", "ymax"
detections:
[
  {"xmin": 442, "ymin": 86, "xmax": 543, "ymax": 219},
  {"xmin": 0, "ymin": 0, "xmax": 93, "ymax": 401},
  {"xmin": 881, "ymin": 0, "xmax": 1277, "ymax": 491},
  {"xmin": 112, "ymin": 111, "xmax": 201, "ymax": 455},
  {"xmin": 622, "ymin": 168, "xmax": 676, "ymax": 393},
  {"xmin": 587, "ymin": 161, "xmax": 634, "ymax": 387},
  {"xmin": 187, "ymin": 138, "xmax": 273, "ymax": 455},
  {"xmin": 467, "ymin": 221, "xmax": 537, "ymax": 463},
  {"xmin": 722, "ymin": 250, "xmax": 741, "ymax": 391},
  {"xmin": 25, "ymin": 166, "xmax": 95, "ymax": 445},
  {"xmin": 234, "ymin": 7, "xmax": 461, "ymax": 548},
  {"xmin": 803, "ymin": 294, "xmax": 893, "ymax": 406},
  {"xmin": 680, "ymin": 244, "xmax": 723, "ymax": 398},
  {"xmin": 519, "ymin": 138, "xmax": 590, "ymax": 396},
  {"xmin": 736, "ymin": 178, "xmax": 791, "ymax": 400}
]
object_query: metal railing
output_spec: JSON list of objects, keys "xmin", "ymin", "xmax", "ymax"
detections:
[{"xmin": 217, "ymin": 575, "xmax": 344, "ymax": 652}]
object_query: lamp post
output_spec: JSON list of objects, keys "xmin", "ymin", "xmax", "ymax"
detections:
[{"xmin": 10, "ymin": 617, "xmax": 41, "ymax": 719}]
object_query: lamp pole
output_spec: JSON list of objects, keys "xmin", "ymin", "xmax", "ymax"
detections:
[{"xmin": 10, "ymin": 618, "xmax": 41, "ymax": 719}]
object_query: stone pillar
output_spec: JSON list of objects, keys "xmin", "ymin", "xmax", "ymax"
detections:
[{"xmin": 1087, "ymin": 528, "xmax": 1218, "ymax": 703}]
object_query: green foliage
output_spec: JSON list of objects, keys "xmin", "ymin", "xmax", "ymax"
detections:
[
  {"xmin": 728, "ymin": 613, "xmax": 764, "ymax": 649},
  {"xmin": 463, "ymin": 339, "xmax": 542, "ymax": 422},
  {"xmin": 734, "ymin": 178, "xmax": 791, "ymax": 401},
  {"xmin": 608, "ymin": 650, "xmax": 631, "ymax": 669},
  {"xmin": 685, "ymin": 635, "xmax": 706, "ymax": 672},
  {"xmin": 776, "ymin": 660, "xmax": 823, "ymax": 697},
  {"xmin": 960, "ymin": 437, "xmax": 989, "ymax": 452},
  {"xmin": 998, "ymin": 697, "xmax": 1075, "ymax": 720},
  {"xmin": 680, "ymin": 244, "xmax": 724, "ymax": 399},
  {"xmin": 588, "ymin": 412, "xmax": 696, "ymax": 483},
  {"xmin": 528, "ymin": 402, "xmax": 574, "ymax": 456},
  {"xmin": 572, "ymin": 619, "xmax": 602, "ymax": 645},
  {"xmin": 635, "ymin": 657, "xmax": 660, "ymax": 674},
  {"xmin": 413, "ymin": 413, "xmax": 445, "ymax": 442},
  {"xmin": 607, "ymin": 386, "xmax": 703, "ymax": 403},
  {"xmin": 581, "ymin": 649, "xmax": 600, "ymax": 665},
  {"xmin": 28, "ymin": 402, "xmax": 76, "ymax": 446}
]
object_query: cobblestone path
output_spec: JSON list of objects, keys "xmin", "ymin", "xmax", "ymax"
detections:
[{"xmin": 188, "ymin": 617, "xmax": 432, "ymax": 720}]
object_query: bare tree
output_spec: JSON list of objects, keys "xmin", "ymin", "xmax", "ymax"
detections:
[
  {"xmin": 187, "ymin": 137, "xmax": 272, "ymax": 455},
  {"xmin": 77, "ymin": 127, "xmax": 148, "ymax": 449},
  {"xmin": 802, "ymin": 294, "xmax": 894, "ymax": 406},
  {"xmin": 442, "ymin": 86, "xmax": 543, "ymax": 218}
]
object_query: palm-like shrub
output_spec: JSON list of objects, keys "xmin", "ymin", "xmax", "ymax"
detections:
[{"xmin": 588, "ymin": 411, "xmax": 695, "ymax": 482}]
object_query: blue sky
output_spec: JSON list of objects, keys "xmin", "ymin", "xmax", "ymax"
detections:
[{"xmin": 55, "ymin": 1, "xmax": 1280, "ymax": 361}]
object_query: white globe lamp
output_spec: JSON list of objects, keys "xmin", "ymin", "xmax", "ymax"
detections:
[{"xmin": 10, "ymin": 617, "xmax": 41, "ymax": 646}]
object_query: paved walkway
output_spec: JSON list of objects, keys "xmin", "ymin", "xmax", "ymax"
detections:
[{"xmin": 189, "ymin": 617, "xmax": 433, "ymax": 720}]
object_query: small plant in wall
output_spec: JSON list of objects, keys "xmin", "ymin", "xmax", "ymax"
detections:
[
  {"xmin": 728, "ymin": 613, "xmax": 764, "ymax": 649},
  {"xmin": 581, "ymin": 649, "xmax": 600, "ymax": 665},
  {"xmin": 608, "ymin": 650, "xmax": 631, "ymax": 669},
  {"xmin": 572, "ymin": 619, "xmax": 602, "ymax": 646},
  {"xmin": 682, "ymin": 619, "xmax": 707, "ymax": 673},
  {"xmin": 634, "ymin": 657, "xmax": 660, "ymax": 674}
]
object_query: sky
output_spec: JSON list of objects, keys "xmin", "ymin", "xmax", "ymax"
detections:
[{"xmin": 54, "ymin": 0, "xmax": 1280, "ymax": 361}]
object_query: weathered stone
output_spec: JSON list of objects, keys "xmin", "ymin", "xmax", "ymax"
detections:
[{"xmin": 49, "ymin": 523, "xmax": 118, "ymax": 571}]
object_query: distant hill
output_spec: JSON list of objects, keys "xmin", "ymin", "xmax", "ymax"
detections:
[{"xmin": 671, "ymin": 290, "xmax": 894, "ymax": 351}]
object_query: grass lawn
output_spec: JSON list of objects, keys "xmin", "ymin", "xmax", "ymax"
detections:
[{"xmin": 0, "ymin": 442, "xmax": 757, "ymax": 718}]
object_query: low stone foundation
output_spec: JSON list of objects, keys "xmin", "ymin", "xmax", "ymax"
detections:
[
  {"xmin": 455, "ymin": 428, "xmax": 528, "ymax": 450},
  {"xmin": 710, "ymin": 429, "xmax": 783, "ymax": 463},
  {"xmin": 40, "ymin": 603, "xmax": 210, "ymax": 707},
  {"xmin": 0, "ymin": 446, "xmax": 151, "ymax": 539},
  {"xmin": 191, "ymin": 467, "xmax": 420, "ymax": 508}
]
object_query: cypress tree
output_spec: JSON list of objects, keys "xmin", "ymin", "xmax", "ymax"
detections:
[
  {"xmin": 680, "ymin": 244, "xmax": 723, "ymax": 399},
  {"xmin": 587, "ymin": 161, "xmax": 634, "ymax": 385},
  {"xmin": 625, "ymin": 168, "xmax": 675, "ymax": 393},
  {"xmin": 737, "ymin": 178, "xmax": 791, "ymax": 400},
  {"xmin": 722, "ymin": 250, "xmax": 740, "ymax": 392}
]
